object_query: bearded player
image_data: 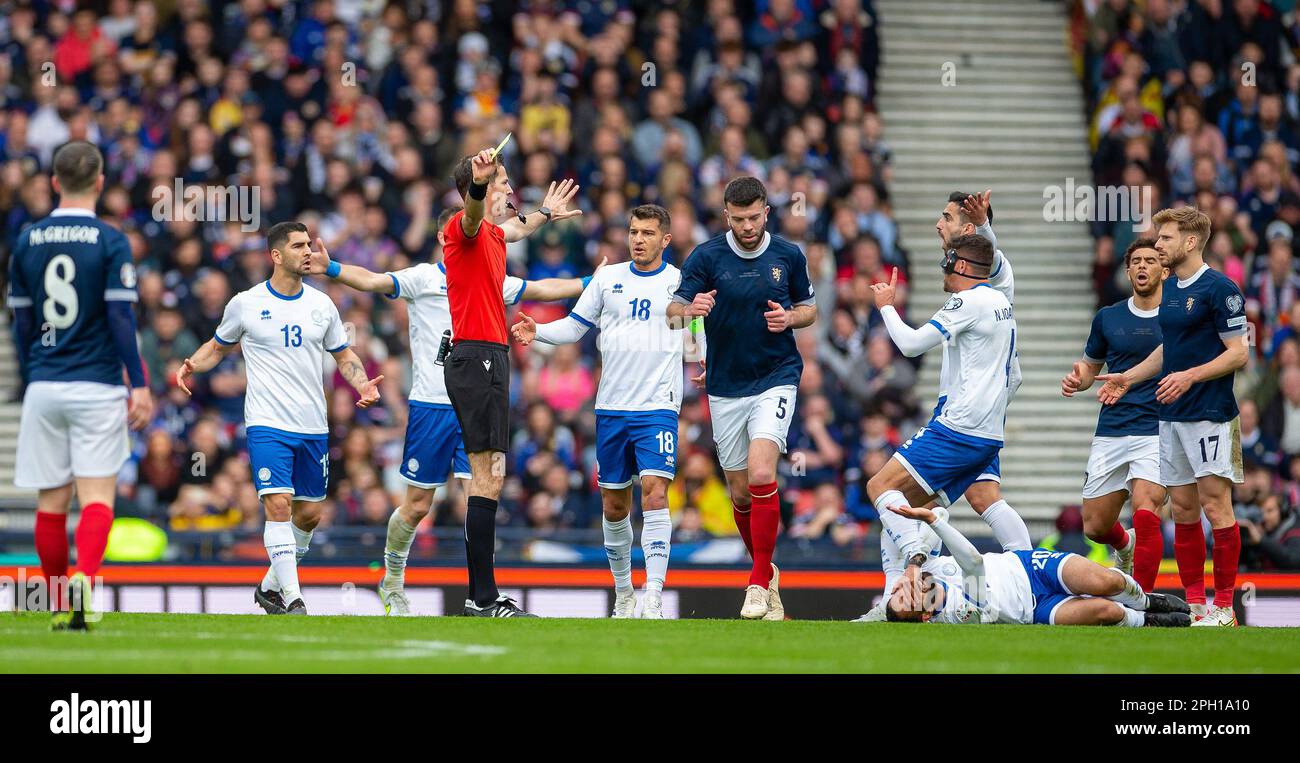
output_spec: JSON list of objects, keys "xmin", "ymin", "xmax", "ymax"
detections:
[
  {"xmin": 1096, "ymin": 207, "xmax": 1249, "ymax": 626},
  {"xmin": 667, "ymin": 177, "xmax": 816, "ymax": 620}
]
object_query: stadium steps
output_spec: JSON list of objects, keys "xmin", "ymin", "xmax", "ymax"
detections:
[
  {"xmin": 0, "ymin": 313, "xmax": 31, "ymax": 502},
  {"xmin": 877, "ymin": 0, "xmax": 1098, "ymax": 539}
]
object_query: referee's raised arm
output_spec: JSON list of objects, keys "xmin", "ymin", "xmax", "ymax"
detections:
[{"xmin": 457, "ymin": 149, "xmax": 498, "ymax": 238}]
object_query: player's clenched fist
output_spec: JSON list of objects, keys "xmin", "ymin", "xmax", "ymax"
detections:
[
  {"xmin": 1061, "ymin": 361, "xmax": 1088, "ymax": 397},
  {"xmin": 764, "ymin": 300, "xmax": 790, "ymax": 333},
  {"xmin": 685, "ymin": 289, "xmax": 716, "ymax": 317}
]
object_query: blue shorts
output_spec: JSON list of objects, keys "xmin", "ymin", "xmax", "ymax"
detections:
[
  {"xmin": 595, "ymin": 410, "xmax": 678, "ymax": 489},
  {"xmin": 247, "ymin": 426, "xmax": 329, "ymax": 501},
  {"xmin": 400, "ymin": 403, "xmax": 471, "ymax": 488},
  {"xmin": 929, "ymin": 397, "xmax": 999, "ymax": 482},
  {"xmin": 1014, "ymin": 549, "xmax": 1080, "ymax": 625},
  {"xmin": 894, "ymin": 421, "xmax": 1002, "ymax": 506}
]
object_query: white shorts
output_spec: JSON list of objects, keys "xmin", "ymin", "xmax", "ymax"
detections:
[
  {"xmin": 1159, "ymin": 419, "xmax": 1243, "ymax": 487},
  {"xmin": 1082, "ymin": 434, "xmax": 1161, "ymax": 499},
  {"xmin": 15, "ymin": 381, "xmax": 130, "ymax": 490},
  {"xmin": 708, "ymin": 385, "xmax": 797, "ymax": 472}
]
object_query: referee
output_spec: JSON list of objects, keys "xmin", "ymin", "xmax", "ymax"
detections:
[{"xmin": 443, "ymin": 146, "xmax": 580, "ymax": 617}]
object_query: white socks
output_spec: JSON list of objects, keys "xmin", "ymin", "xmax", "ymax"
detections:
[
  {"xmin": 1107, "ymin": 569, "xmax": 1148, "ymax": 610},
  {"xmin": 874, "ymin": 489, "xmax": 928, "ymax": 562},
  {"xmin": 980, "ymin": 499, "xmax": 1032, "ymax": 551},
  {"xmin": 382, "ymin": 509, "xmax": 418, "ymax": 591},
  {"xmin": 603, "ymin": 515, "xmax": 634, "ymax": 594},
  {"xmin": 262, "ymin": 520, "xmax": 313, "ymax": 594},
  {"xmin": 1120, "ymin": 606, "xmax": 1146, "ymax": 627},
  {"xmin": 264, "ymin": 521, "xmax": 301, "ymax": 603},
  {"xmin": 641, "ymin": 509, "xmax": 672, "ymax": 593}
]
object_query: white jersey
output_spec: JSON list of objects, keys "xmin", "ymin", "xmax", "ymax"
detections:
[
  {"xmin": 927, "ymin": 550, "xmax": 1035, "ymax": 625},
  {"xmin": 570, "ymin": 261, "xmax": 685, "ymax": 413},
  {"xmin": 928, "ymin": 282, "xmax": 1016, "ymax": 443},
  {"xmin": 936, "ymin": 223, "xmax": 1021, "ymax": 409},
  {"xmin": 215, "ymin": 280, "xmax": 350, "ymax": 435},
  {"xmin": 388, "ymin": 262, "xmax": 525, "ymax": 405}
]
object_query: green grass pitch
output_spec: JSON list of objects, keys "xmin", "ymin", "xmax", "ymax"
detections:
[{"xmin": 1, "ymin": 612, "xmax": 1296, "ymax": 673}]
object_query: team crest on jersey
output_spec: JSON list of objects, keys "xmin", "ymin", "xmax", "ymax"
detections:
[
  {"xmin": 1226, "ymin": 294, "xmax": 1243, "ymax": 313},
  {"xmin": 1185, "ymin": 297, "xmax": 1196, "ymax": 312},
  {"xmin": 260, "ymin": 309, "xmax": 272, "ymax": 320},
  {"xmin": 310, "ymin": 309, "xmax": 326, "ymax": 326},
  {"xmin": 770, "ymin": 266, "xmax": 783, "ymax": 283}
]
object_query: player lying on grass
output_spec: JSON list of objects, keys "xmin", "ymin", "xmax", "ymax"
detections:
[
  {"xmin": 305, "ymin": 207, "xmax": 590, "ymax": 616},
  {"xmin": 881, "ymin": 503, "xmax": 1192, "ymax": 626}
]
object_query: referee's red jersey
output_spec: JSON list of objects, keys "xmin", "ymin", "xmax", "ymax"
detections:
[{"xmin": 442, "ymin": 210, "xmax": 509, "ymax": 344}]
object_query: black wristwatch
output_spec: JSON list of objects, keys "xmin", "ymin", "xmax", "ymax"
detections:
[{"xmin": 538, "ymin": 206, "xmax": 552, "ymax": 221}]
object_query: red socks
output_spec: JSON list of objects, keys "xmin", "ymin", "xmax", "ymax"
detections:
[
  {"xmin": 34, "ymin": 511, "xmax": 69, "ymax": 588},
  {"xmin": 748, "ymin": 482, "xmax": 779, "ymax": 588},
  {"xmin": 1132, "ymin": 509, "xmax": 1163, "ymax": 593},
  {"xmin": 733, "ymin": 503, "xmax": 753, "ymax": 557},
  {"xmin": 74, "ymin": 502, "xmax": 114, "ymax": 577},
  {"xmin": 1100, "ymin": 521, "xmax": 1129, "ymax": 550},
  {"xmin": 1173, "ymin": 521, "xmax": 1207, "ymax": 605},
  {"xmin": 1211, "ymin": 524, "xmax": 1241, "ymax": 608}
]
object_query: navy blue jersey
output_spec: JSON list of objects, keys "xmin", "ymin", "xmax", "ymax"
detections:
[
  {"xmin": 1084, "ymin": 297, "xmax": 1162, "ymax": 436},
  {"xmin": 673, "ymin": 231, "xmax": 814, "ymax": 397},
  {"xmin": 7, "ymin": 209, "xmax": 137, "ymax": 386},
  {"xmin": 1159, "ymin": 264, "xmax": 1247, "ymax": 422}
]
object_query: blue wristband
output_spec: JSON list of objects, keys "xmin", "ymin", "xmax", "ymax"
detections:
[
  {"xmin": 325, "ymin": 260, "xmax": 342, "ymax": 278},
  {"xmin": 581, "ymin": 276, "xmax": 592, "ymax": 289}
]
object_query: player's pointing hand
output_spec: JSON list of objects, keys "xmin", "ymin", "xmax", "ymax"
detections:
[
  {"xmin": 176, "ymin": 358, "xmax": 196, "ymax": 396},
  {"xmin": 511, "ymin": 313, "xmax": 538, "ymax": 345},
  {"xmin": 764, "ymin": 300, "xmax": 790, "ymax": 333},
  {"xmin": 686, "ymin": 289, "xmax": 716, "ymax": 317},
  {"xmin": 356, "ymin": 374, "xmax": 384, "ymax": 408},
  {"xmin": 870, "ymin": 267, "xmax": 898, "ymax": 309}
]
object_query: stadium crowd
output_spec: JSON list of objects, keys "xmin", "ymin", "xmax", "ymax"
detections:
[
  {"xmin": 1076, "ymin": 0, "xmax": 1300, "ymax": 568},
  {"xmin": 0, "ymin": 1, "xmax": 911, "ymax": 553}
]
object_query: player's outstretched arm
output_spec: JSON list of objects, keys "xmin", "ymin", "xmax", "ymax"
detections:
[
  {"xmin": 177, "ymin": 338, "xmax": 240, "ymax": 396},
  {"xmin": 520, "ymin": 257, "xmax": 605, "ymax": 301},
  {"xmin": 1061, "ymin": 359, "xmax": 1103, "ymax": 397},
  {"xmin": 501, "ymin": 178, "xmax": 583, "ymax": 243},
  {"xmin": 511, "ymin": 312, "xmax": 592, "ymax": 347},
  {"xmin": 1096, "ymin": 344, "xmax": 1163, "ymax": 404},
  {"xmin": 331, "ymin": 347, "xmax": 383, "ymax": 408},
  {"xmin": 305, "ymin": 239, "xmax": 395, "ymax": 295},
  {"xmin": 1157, "ymin": 335, "xmax": 1249, "ymax": 405}
]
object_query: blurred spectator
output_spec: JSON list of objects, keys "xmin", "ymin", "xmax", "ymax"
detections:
[{"xmin": 1240, "ymin": 493, "xmax": 1300, "ymax": 570}]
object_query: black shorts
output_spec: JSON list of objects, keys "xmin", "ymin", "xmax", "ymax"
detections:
[{"xmin": 445, "ymin": 340, "xmax": 510, "ymax": 454}]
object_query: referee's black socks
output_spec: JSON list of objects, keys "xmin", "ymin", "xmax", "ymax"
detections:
[{"xmin": 466, "ymin": 495, "xmax": 500, "ymax": 607}]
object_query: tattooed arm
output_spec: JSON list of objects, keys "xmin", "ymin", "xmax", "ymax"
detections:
[{"xmin": 331, "ymin": 347, "xmax": 384, "ymax": 408}]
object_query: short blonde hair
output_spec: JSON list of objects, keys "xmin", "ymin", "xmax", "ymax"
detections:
[{"xmin": 1152, "ymin": 206, "xmax": 1212, "ymax": 250}]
